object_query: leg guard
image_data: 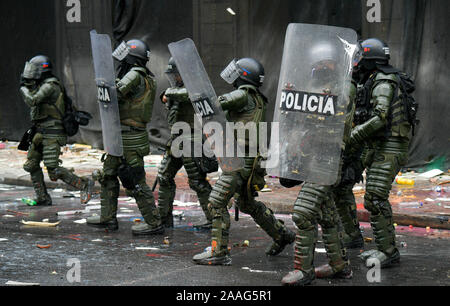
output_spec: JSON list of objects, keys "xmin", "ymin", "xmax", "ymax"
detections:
[
  {"xmin": 320, "ymin": 198, "xmax": 349, "ymax": 273},
  {"xmin": 129, "ymin": 181, "xmax": 162, "ymax": 228},
  {"xmin": 29, "ymin": 169, "xmax": 52, "ymax": 205},
  {"xmin": 47, "ymin": 166, "xmax": 86, "ymax": 189},
  {"xmin": 157, "ymin": 154, "xmax": 182, "ymax": 222},
  {"xmin": 184, "ymin": 157, "xmax": 213, "ymax": 222},
  {"xmin": 99, "ymin": 175, "xmax": 120, "ymax": 222},
  {"xmin": 209, "ymin": 173, "xmax": 236, "ymax": 256}
]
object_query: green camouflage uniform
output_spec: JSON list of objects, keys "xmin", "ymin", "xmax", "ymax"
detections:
[
  {"xmin": 157, "ymin": 87, "xmax": 213, "ymax": 226},
  {"xmin": 350, "ymin": 71, "xmax": 411, "ymax": 267},
  {"xmin": 194, "ymin": 84, "xmax": 295, "ymax": 265},
  {"xmin": 20, "ymin": 77, "xmax": 91, "ymax": 205},
  {"xmin": 282, "ymin": 81, "xmax": 357, "ymax": 285},
  {"xmin": 88, "ymin": 66, "xmax": 162, "ymax": 233}
]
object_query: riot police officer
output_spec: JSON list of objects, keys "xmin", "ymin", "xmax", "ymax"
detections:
[
  {"xmin": 193, "ymin": 58, "xmax": 296, "ymax": 266},
  {"xmin": 348, "ymin": 38, "xmax": 416, "ymax": 268},
  {"xmin": 158, "ymin": 57, "xmax": 215, "ymax": 229},
  {"xmin": 19, "ymin": 55, "xmax": 94, "ymax": 206},
  {"xmin": 86, "ymin": 39, "xmax": 163, "ymax": 235}
]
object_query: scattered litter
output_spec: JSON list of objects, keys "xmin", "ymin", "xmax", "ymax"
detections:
[
  {"xmin": 260, "ymin": 188, "xmax": 272, "ymax": 192},
  {"xmin": 145, "ymin": 253, "xmax": 163, "ymax": 258},
  {"xmin": 395, "ymin": 177, "xmax": 415, "ymax": 185},
  {"xmin": 315, "ymin": 248, "xmax": 326, "ymax": 253},
  {"xmin": 353, "ymin": 186, "xmax": 363, "ymax": 191},
  {"xmin": 364, "ymin": 237, "xmax": 373, "ymax": 242},
  {"xmin": 436, "ymin": 198, "xmax": 450, "ymax": 202},
  {"xmin": 53, "ymin": 189, "xmax": 64, "ymax": 193},
  {"xmin": 435, "ymin": 187, "xmax": 442, "ymax": 193},
  {"xmin": 241, "ymin": 267, "xmax": 277, "ymax": 274},
  {"xmin": 426, "ymin": 227, "xmax": 431, "ymax": 232},
  {"xmin": 118, "ymin": 197, "xmax": 133, "ymax": 201},
  {"xmin": 7, "ymin": 209, "xmax": 29, "ymax": 216},
  {"xmin": 419, "ymin": 169, "xmax": 444, "ymax": 178},
  {"xmin": 394, "ymin": 223, "xmax": 398, "ymax": 227},
  {"xmin": 163, "ymin": 236, "xmax": 170, "ymax": 245},
  {"xmin": 119, "ymin": 208, "xmax": 134, "ymax": 213},
  {"xmin": 173, "ymin": 200, "xmax": 199, "ymax": 207},
  {"xmin": 400, "ymin": 242, "xmax": 407, "ymax": 248},
  {"xmin": 445, "ymin": 206, "xmax": 450, "ymax": 209},
  {"xmin": 21, "ymin": 198, "xmax": 36, "ymax": 206},
  {"xmin": 42, "ymin": 218, "xmax": 49, "ymax": 222},
  {"xmin": 132, "ymin": 218, "xmax": 143, "ymax": 223},
  {"xmin": 51, "ymin": 271, "xmax": 58, "ymax": 275},
  {"xmin": 242, "ymin": 240, "xmax": 250, "ymax": 247},
  {"xmin": 173, "ymin": 211, "xmax": 184, "ymax": 219},
  {"xmin": 397, "ymin": 191, "xmax": 403, "ymax": 196},
  {"xmin": 21, "ymin": 220, "xmax": 60, "ymax": 227},
  {"xmin": 91, "ymin": 239, "xmax": 103, "ymax": 242},
  {"xmin": 409, "ymin": 225, "xmax": 413, "ymax": 229},
  {"xmin": 425, "ymin": 198, "xmax": 435, "ymax": 202},
  {"xmin": 57, "ymin": 209, "xmax": 88, "ymax": 216},
  {"xmin": 5, "ymin": 281, "xmax": 40, "ymax": 286},
  {"xmin": 0, "ymin": 238, "xmax": 8, "ymax": 242},
  {"xmin": 73, "ymin": 219, "xmax": 87, "ymax": 224},
  {"xmin": 2, "ymin": 215, "xmax": 15, "ymax": 218},
  {"xmin": 135, "ymin": 247, "xmax": 160, "ymax": 251},
  {"xmin": 36, "ymin": 244, "xmax": 51, "ymax": 249},
  {"xmin": 399, "ymin": 202, "xmax": 420, "ymax": 206}
]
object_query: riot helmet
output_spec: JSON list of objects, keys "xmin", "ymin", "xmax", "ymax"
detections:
[
  {"xmin": 165, "ymin": 57, "xmax": 183, "ymax": 87},
  {"xmin": 221, "ymin": 58, "xmax": 265, "ymax": 88},
  {"xmin": 112, "ymin": 39, "xmax": 151, "ymax": 66},
  {"xmin": 309, "ymin": 41, "xmax": 339, "ymax": 87},
  {"xmin": 22, "ymin": 55, "xmax": 52, "ymax": 80},
  {"xmin": 360, "ymin": 38, "xmax": 390, "ymax": 63}
]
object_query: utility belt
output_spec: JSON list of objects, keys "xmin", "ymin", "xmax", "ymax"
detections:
[{"xmin": 35, "ymin": 127, "xmax": 66, "ymax": 135}]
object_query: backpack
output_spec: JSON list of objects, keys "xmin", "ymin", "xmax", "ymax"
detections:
[
  {"xmin": 53, "ymin": 89, "xmax": 92, "ymax": 137},
  {"xmin": 397, "ymin": 72, "xmax": 419, "ymax": 135}
]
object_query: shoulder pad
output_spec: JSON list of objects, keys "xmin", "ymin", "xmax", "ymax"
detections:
[
  {"xmin": 238, "ymin": 84, "xmax": 258, "ymax": 93},
  {"xmin": 374, "ymin": 72, "xmax": 399, "ymax": 84},
  {"xmin": 42, "ymin": 77, "xmax": 60, "ymax": 85},
  {"xmin": 131, "ymin": 66, "xmax": 148, "ymax": 75}
]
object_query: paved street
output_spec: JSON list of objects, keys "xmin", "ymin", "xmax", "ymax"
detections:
[{"xmin": 0, "ymin": 184, "xmax": 449, "ymax": 286}]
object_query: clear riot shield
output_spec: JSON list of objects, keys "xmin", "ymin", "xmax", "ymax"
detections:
[
  {"xmin": 267, "ymin": 23, "xmax": 357, "ymax": 186},
  {"xmin": 90, "ymin": 30, "xmax": 123, "ymax": 157},
  {"xmin": 168, "ymin": 38, "xmax": 243, "ymax": 171}
]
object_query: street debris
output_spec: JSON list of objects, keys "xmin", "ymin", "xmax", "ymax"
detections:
[
  {"xmin": 135, "ymin": 247, "xmax": 161, "ymax": 250},
  {"xmin": 315, "ymin": 248, "xmax": 326, "ymax": 253},
  {"xmin": 21, "ymin": 220, "xmax": 61, "ymax": 227},
  {"xmin": 163, "ymin": 236, "xmax": 170, "ymax": 245},
  {"xmin": 419, "ymin": 169, "xmax": 444, "ymax": 178},
  {"xmin": 5, "ymin": 281, "xmax": 40, "ymax": 286},
  {"xmin": 73, "ymin": 219, "xmax": 87, "ymax": 224},
  {"xmin": 241, "ymin": 267, "xmax": 277, "ymax": 274},
  {"xmin": 0, "ymin": 238, "xmax": 8, "ymax": 242},
  {"xmin": 36, "ymin": 244, "xmax": 52, "ymax": 249},
  {"xmin": 364, "ymin": 237, "xmax": 373, "ymax": 242}
]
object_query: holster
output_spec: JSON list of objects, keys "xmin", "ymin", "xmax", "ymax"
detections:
[{"xmin": 18, "ymin": 126, "xmax": 37, "ymax": 151}]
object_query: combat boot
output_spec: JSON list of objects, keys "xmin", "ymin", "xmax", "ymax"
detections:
[
  {"xmin": 193, "ymin": 245, "xmax": 232, "ymax": 266},
  {"xmin": 86, "ymin": 215, "xmax": 119, "ymax": 231},
  {"xmin": 193, "ymin": 220, "xmax": 213, "ymax": 230},
  {"xmin": 281, "ymin": 231, "xmax": 316, "ymax": 286},
  {"xmin": 359, "ymin": 214, "xmax": 400, "ymax": 268},
  {"xmin": 30, "ymin": 171, "xmax": 52, "ymax": 206},
  {"xmin": 265, "ymin": 224, "xmax": 296, "ymax": 256},
  {"xmin": 161, "ymin": 214, "xmax": 174, "ymax": 228},
  {"xmin": 131, "ymin": 222, "xmax": 164, "ymax": 236},
  {"xmin": 315, "ymin": 225, "xmax": 353, "ymax": 279},
  {"xmin": 343, "ymin": 232, "xmax": 365, "ymax": 249}
]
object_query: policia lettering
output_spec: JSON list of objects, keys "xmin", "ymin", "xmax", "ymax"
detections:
[
  {"xmin": 193, "ymin": 58, "xmax": 295, "ymax": 266},
  {"xmin": 19, "ymin": 55, "xmax": 94, "ymax": 206},
  {"xmin": 350, "ymin": 38, "xmax": 415, "ymax": 268},
  {"xmin": 158, "ymin": 57, "xmax": 214, "ymax": 229},
  {"xmin": 86, "ymin": 39, "xmax": 164, "ymax": 235},
  {"xmin": 280, "ymin": 90, "xmax": 337, "ymax": 116}
]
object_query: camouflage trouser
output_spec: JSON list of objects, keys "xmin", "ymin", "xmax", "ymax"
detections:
[
  {"xmin": 292, "ymin": 184, "xmax": 348, "ymax": 273},
  {"xmin": 363, "ymin": 137, "xmax": 409, "ymax": 255},
  {"xmin": 208, "ymin": 158, "xmax": 288, "ymax": 256},
  {"xmin": 157, "ymin": 151, "xmax": 212, "ymax": 221},
  {"xmin": 99, "ymin": 147, "xmax": 161, "ymax": 228},
  {"xmin": 23, "ymin": 132, "xmax": 87, "ymax": 202},
  {"xmin": 333, "ymin": 150, "xmax": 365, "ymax": 241}
]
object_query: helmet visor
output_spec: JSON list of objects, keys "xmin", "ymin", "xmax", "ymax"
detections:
[
  {"xmin": 22, "ymin": 61, "xmax": 41, "ymax": 80},
  {"xmin": 220, "ymin": 59, "xmax": 241, "ymax": 85},
  {"xmin": 112, "ymin": 41, "xmax": 130, "ymax": 61},
  {"xmin": 165, "ymin": 72, "xmax": 182, "ymax": 88}
]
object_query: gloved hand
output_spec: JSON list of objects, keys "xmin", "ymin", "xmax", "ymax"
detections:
[{"xmin": 279, "ymin": 177, "xmax": 303, "ymax": 188}]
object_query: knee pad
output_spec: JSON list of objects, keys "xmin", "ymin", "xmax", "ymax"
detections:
[
  {"xmin": 23, "ymin": 159, "xmax": 40, "ymax": 173},
  {"xmin": 292, "ymin": 210, "xmax": 315, "ymax": 231}
]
